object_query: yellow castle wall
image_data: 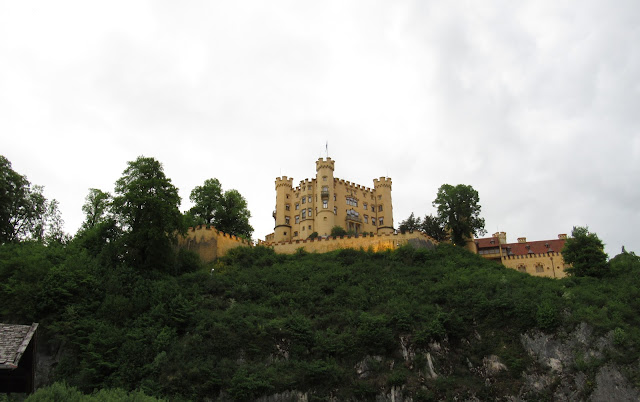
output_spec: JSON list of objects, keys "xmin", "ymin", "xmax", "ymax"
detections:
[
  {"xmin": 177, "ymin": 225, "xmax": 252, "ymax": 263},
  {"xmin": 501, "ymin": 252, "xmax": 568, "ymax": 278},
  {"xmin": 267, "ymin": 231, "xmax": 436, "ymax": 255}
]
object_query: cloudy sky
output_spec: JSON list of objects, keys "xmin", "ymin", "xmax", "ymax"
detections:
[{"xmin": 1, "ymin": 1, "xmax": 638, "ymax": 257}]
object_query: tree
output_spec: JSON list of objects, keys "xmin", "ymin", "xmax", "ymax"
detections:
[
  {"xmin": 420, "ymin": 214, "xmax": 448, "ymax": 242},
  {"xmin": 113, "ymin": 156, "xmax": 183, "ymax": 270},
  {"xmin": 188, "ymin": 178, "xmax": 223, "ymax": 225},
  {"xmin": 80, "ymin": 188, "xmax": 112, "ymax": 231},
  {"xmin": 0, "ymin": 156, "xmax": 58, "ymax": 244},
  {"xmin": 330, "ymin": 226, "xmax": 347, "ymax": 237},
  {"xmin": 433, "ymin": 184, "xmax": 486, "ymax": 246},
  {"xmin": 562, "ymin": 226, "xmax": 608, "ymax": 277},
  {"xmin": 399, "ymin": 213, "xmax": 421, "ymax": 233},
  {"xmin": 188, "ymin": 179, "xmax": 253, "ymax": 238}
]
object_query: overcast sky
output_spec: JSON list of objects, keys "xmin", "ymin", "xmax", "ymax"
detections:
[{"xmin": 1, "ymin": 1, "xmax": 638, "ymax": 257}]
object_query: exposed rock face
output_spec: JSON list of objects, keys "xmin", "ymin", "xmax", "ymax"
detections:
[{"xmin": 590, "ymin": 365, "xmax": 640, "ymax": 402}]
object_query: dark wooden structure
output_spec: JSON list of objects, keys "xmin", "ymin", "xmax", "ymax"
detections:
[{"xmin": 0, "ymin": 323, "xmax": 38, "ymax": 394}]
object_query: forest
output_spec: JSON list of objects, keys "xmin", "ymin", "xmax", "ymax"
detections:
[{"xmin": 2, "ymin": 155, "xmax": 640, "ymax": 400}]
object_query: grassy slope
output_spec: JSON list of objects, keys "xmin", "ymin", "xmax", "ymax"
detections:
[{"xmin": 2, "ymin": 242, "xmax": 640, "ymax": 400}]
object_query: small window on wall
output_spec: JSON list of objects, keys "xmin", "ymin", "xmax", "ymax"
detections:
[
  {"xmin": 308, "ymin": 196, "xmax": 312, "ymax": 203},
  {"xmin": 379, "ymin": 217, "xmax": 384, "ymax": 225},
  {"xmin": 323, "ymin": 200, "xmax": 328, "ymax": 208},
  {"xmin": 333, "ymin": 194, "xmax": 336, "ymax": 201},
  {"xmin": 308, "ymin": 208, "xmax": 312, "ymax": 216},
  {"xmin": 372, "ymin": 219, "xmax": 376, "ymax": 226},
  {"xmin": 323, "ymin": 176, "xmax": 327, "ymax": 181},
  {"xmin": 364, "ymin": 215, "xmax": 368, "ymax": 223},
  {"xmin": 295, "ymin": 216, "xmax": 300, "ymax": 224},
  {"xmin": 302, "ymin": 226, "xmax": 305, "ymax": 231},
  {"xmin": 285, "ymin": 216, "xmax": 290, "ymax": 224},
  {"xmin": 294, "ymin": 231, "xmax": 298, "ymax": 237},
  {"xmin": 302, "ymin": 210, "xmax": 306, "ymax": 218},
  {"xmin": 308, "ymin": 225, "xmax": 312, "ymax": 230},
  {"xmin": 364, "ymin": 202, "xmax": 368, "ymax": 210},
  {"xmin": 371, "ymin": 205, "xmax": 375, "ymax": 211},
  {"xmin": 295, "ymin": 203, "xmax": 299, "ymax": 210},
  {"xmin": 334, "ymin": 207, "xmax": 337, "ymax": 214},
  {"xmin": 285, "ymin": 204, "xmax": 290, "ymax": 211},
  {"xmin": 517, "ymin": 264, "xmax": 526, "ymax": 273},
  {"xmin": 378, "ymin": 195, "xmax": 382, "ymax": 200},
  {"xmin": 535, "ymin": 264, "xmax": 544, "ymax": 273},
  {"xmin": 378, "ymin": 205, "xmax": 383, "ymax": 212},
  {"xmin": 302, "ymin": 197, "xmax": 306, "ymax": 204}
]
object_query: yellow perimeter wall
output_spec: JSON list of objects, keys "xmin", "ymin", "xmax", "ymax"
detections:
[
  {"xmin": 265, "ymin": 231, "xmax": 437, "ymax": 255},
  {"xmin": 178, "ymin": 226, "xmax": 252, "ymax": 263},
  {"xmin": 501, "ymin": 252, "xmax": 568, "ymax": 279}
]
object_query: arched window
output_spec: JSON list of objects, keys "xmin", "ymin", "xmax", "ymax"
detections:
[{"xmin": 517, "ymin": 264, "xmax": 526, "ymax": 273}]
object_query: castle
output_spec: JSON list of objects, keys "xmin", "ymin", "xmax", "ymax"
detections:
[
  {"xmin": 265, "ymin": 157, "xmax": 394, "ymax": 242},
  {"xmin": 179, "ymin": 156, "xmax": 571, "ymax": 279},
  {"xmin": 474, "ymin": 232, "xmax": 569, "ymax": 278}
]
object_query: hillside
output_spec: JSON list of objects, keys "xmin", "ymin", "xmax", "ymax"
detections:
[{"xmin": 2, "ymin": 241, "xmax": 640, "ymax": 401}]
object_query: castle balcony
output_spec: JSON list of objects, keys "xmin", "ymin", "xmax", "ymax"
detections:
[
  {"xmin": 321, "ymin": 189, "xmax": 330, "ymax": 199},
  {"xmin": 345, "ymin": 210, "xmax": 362, "ymax": 223}
]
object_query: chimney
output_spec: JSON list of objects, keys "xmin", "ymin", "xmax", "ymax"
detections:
[
  {"xmin": 517, "ymin": 237, "xmax": 527, "ymax": 243},
  {"xmin": 493, "ymin": 231, "xmax": 507, "ymax": 244},
  {"xmin": 558, "ymin": 234, "xmax": 567, "ymax": 240}
]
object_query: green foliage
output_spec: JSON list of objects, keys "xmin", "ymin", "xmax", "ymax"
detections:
[
  {"xmin": 113, "ymin": 156, "xmax": 183, "ymax": 271},
  {"xmin": 421, "ymin": 213, "xmax": 447, "ymax": 241},
  {"xmin": 308, "ymin": 231, "xmax": 319, "ymax": 239},
  {"xmin": 399, "ymin": 212, "xmax": 421, "ymax": 233},
  {"xmin": 25, "ymin": 382, "xmax": 163, "ymax": 401},
  {"xmin": 188, "ymin": 178, "xmax": 253, "ymax": 238},
  {"xmin": 433, "ymin": 184, "xmax": 486, "ymax": 246},
  {"xmin": 80, "ymin": 188, "xmax": 112, "ymax": 232},
  {"xmin": 0, "ymin": 155, "xmax": 63, "ymax": 244},
  {"xmin": 563, "ymin": 226, "xmax": 608, "ymax": 277},
  {"xmin": 330, "ymin": 225, "xmax": 347, "ymax": 237}
]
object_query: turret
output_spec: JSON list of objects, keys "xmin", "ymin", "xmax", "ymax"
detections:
[
  {"xmin": 274, "ymin": 176, "xmax": 293, "ymax": 242},
  {"xmin": 315, "ymin": 158, "xmax": 335, "ymax": 236},
  {"xmin": 373, "ymin": 177, "xmax": 393, "ymax": 234}
]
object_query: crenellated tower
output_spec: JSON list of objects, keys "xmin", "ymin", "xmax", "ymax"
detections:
[
  {"xmin": 315, "ymin": 157, "xmax": 335, "ymax": 237},
  {"xmin": 373, "ymin": 177, "xmax": 393, "ymax": 234},
  {"xmin": 273, "ymin": 176, "xmax": 293, "ymax": 242}
]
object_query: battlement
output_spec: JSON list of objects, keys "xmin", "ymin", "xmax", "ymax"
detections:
[
  {"xmin": 275, "ymin": 176, "xmax": 293, "ymax": 189},
  {"xmin": 316, "ymin": 157, "xmax": 335, "ymax": 171},
  {"xmin": 502, "ymin": 251, "xmax": 563, "ymax": 261},
  {"xmin": 335, "ymin": 178, "xmax": 374, "ymax": 193},
  {"xmin": 373, "ymin": 177, "xmax": 392, "ymax": 188}
]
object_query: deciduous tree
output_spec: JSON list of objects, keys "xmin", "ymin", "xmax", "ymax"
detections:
[
  {"xmin": 420, "ymin": 214, "xmax": 448, "ymax": 242},
  {"xmin": 188, "ymin": 179, "xmax": 253, "ymax": 238},
  {"xmin": 562, "ymin": 226, "xmax": 608, "ymax": 277},
  {"xmin": 113, "ymin": 156, "xmax": 182, "ymax": 270},
  {"xmin": 433, "ymin": 184, "xmax": 486, "ymax": 246},
  {"xmin": 399, "ymin": 213, "xmax": 421, "ymax": 233}
]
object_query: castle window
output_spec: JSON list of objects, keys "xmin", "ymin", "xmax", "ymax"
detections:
[
  {"xmin": 333, "ymin": 194, "xmax": 336, "ymax": 201},
  {"xmin": 285, "ymin": 216, "xmax": 290, "ymax": 224},
  {"xmin": 334, "ymin": 207, "xmax": 337, "ymax": 214},
  {"xmin": 323, "ymin": 176, "xmax": 327, "ymax": 181},
  {"xmin": 302, "ymin": 210, "xmax": 306, "ymax": 218},
  {"xmin": 295, "ymin": 203, "xmax": 299, "ymax": 210},
  {"xmin": 308, "ymin": 225, "xmax": 312, "ymax": 230},
  {"xmin": 308, "ymin": 196, "xmax": 312, "ymax": 203},
  {"xmin": 323, "ymin": 200, "xmax": 328, "ymax": 209},
  {"xmin": 293, "ymin": 231, "xmax": 298, "ymax": 237},
  {"xmin": 371, "ymin": 204, "xmax": 375, "ymax": 211},
  {"xmin": 372, "ymin": 219, "xmax": 376, "ymax": 226},
  {"xmin": 295, "ymin": 216, "xmax": 300, "ymax": 224},
  {"xmin": 364, "ymin": 202, "xmax": 368, "ymax": 210},
  {"xmin": 535, "ymin": 263, "xmax": 544, "ymax": 273},
  {"xmin": 302, "ymin": 197, "xmax": 306, "ymax": 204},
  {"xmin": 302, "ymin": 226, "xmax": 305, "ymax": 231},
  {"xmin": 285, "ymin": 204, "xmax": 290, "ymax": 211},
  {"xmin": 286, "ymin": 194, "xmax": 290, "ymax": 199},
  {"xmin": 364, "ymin": 215, "xmax": 368, "ymax": 223},
  {"xmin": 378, "ymin": 205, "xmax": 383, "ymax": 212},
  {"xmin": 379, "ymin": 217, "xmax": 384, "ymax": 225},
  {"xmin": 308, "ymin": 208, "xmax": 312, "ymax": 216},
  {"xmin": 378, "ymin": 195, "xmax": 382, "ymax": 200},
  {"xmin": 517, "ymin": 264, "xmax": 526, "ymax": 273}
]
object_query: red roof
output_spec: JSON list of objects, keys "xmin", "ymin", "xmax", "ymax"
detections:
[{"xmin": 475, "ymin": 237, "xmax": 566, "ymax": 256}]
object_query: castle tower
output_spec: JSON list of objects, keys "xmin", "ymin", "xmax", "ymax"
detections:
[
  {"xmin": 273, "ymin": 176, "xmax": 293, "ymax": 242},
  {"xmin": 373, "ymin": 177, "xmax": 393, "ymax": 234},
  {"xmin": 315, "ymin": 157, "xmax": 335, "ymax": 237}
]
